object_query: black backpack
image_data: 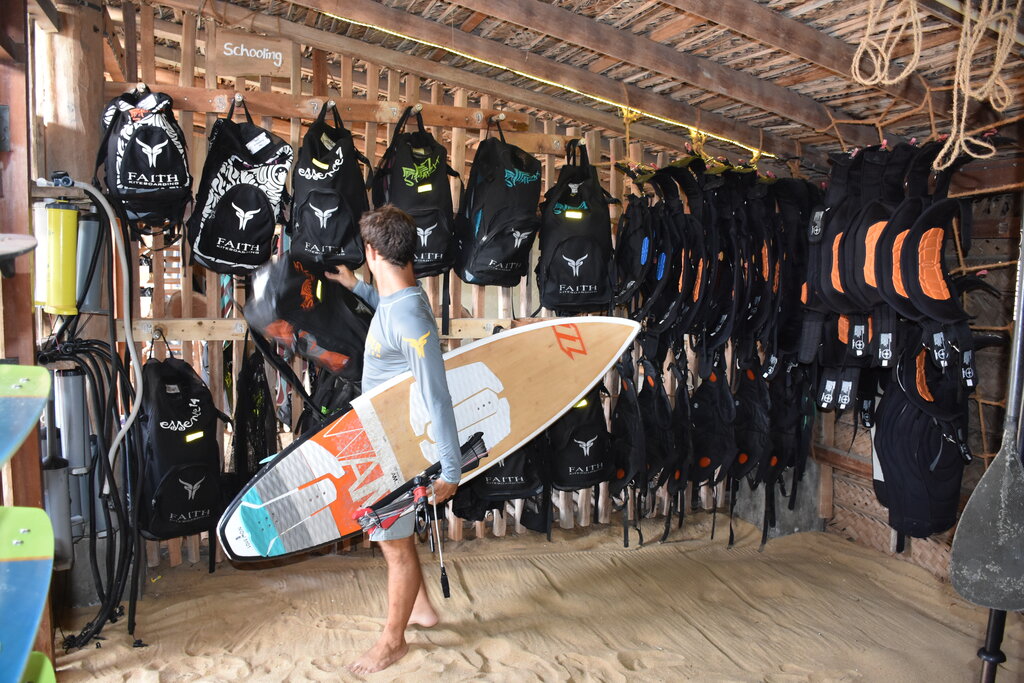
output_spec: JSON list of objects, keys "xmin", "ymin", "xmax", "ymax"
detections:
[
  {"xmin": 372, "ymin": 106, "xmax": 461, "ymax": 277},
  {"xmin": 455, "ymin": 122, "xmax": 542, "ymax": 286},
  {"xmin": 612, "ymin": 192, "xmax": 655, "ymax": 307},
  {"xmin": 473, "ymin": 434, "xmax": 545, "ymax": 502},
  {"xmin": 608, "ymin": 358, "xmax": 645, "ymax": 498},
  {"xmin": 244, "ymin": 257, "xmax": 373, "ymax": 378},
  {"xmin": 294, "ymin": 367, "xmax": 362, "ymax": 436},
  {"xmin": 136, "ymin": 357, "xmax": 227, "ymax": 541},
  {"xmin": 873, "ymin": 347, "xmax": 971, "ymax": 541},
  {"xmin": 537, "ymin": 139, "xmax": 616, "ymax": 313},
  {"xmin": 187, "ymin": 97, "xmax": 293, "ymax": 275},
  {"xmin": 636, "ymin": 358, "xmax": 676, "ymax": 489},
  {"xmin": 290, "ymin": 103, "xmax": 372, "ymax": 270},
  {"xmin": 96, "ymin": 85, "xmax": 192, "ymax": 242},
  {"xmin": 546, "ymin": 383, "xmax": 612, "ymax": 491}
]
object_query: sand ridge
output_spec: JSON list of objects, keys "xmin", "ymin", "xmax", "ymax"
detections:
[{"xmin": 55, "ymin": 517, "xmax": 1023, "ymax": 681}]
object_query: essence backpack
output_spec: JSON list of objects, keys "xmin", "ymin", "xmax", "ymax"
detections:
[
  {"xmin": 96, "ymin": 85, "xmax": 192, "ymax": 242},
  {"xmin": 372, "ymin": 106, "xmax": 460, "ymax": 277},
  {"xmin": 538, "ymin": 139, "xmax": 617, "ymax": 313},
  {"xmin": 137, "ymin": 356, "xmax": 227, "ymax": 541},
  {"xmin": 455, "ymin": 121, "xmax": 542, "ymax": 286},
  {"xmin": 187, "ymin": 97, "xmax": 293, "ymax": 275},
  {"xmin": 290, "ymin": 102, "xmax": 372, "ymax": 270}
]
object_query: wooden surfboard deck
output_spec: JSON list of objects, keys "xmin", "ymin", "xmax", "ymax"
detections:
[{"xmin": 219, "ymin": 317, "xmax": 639, "ymax": 561}]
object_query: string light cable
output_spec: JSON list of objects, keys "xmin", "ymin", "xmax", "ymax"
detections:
[{"xmin": 319, "ymin": 10, "xmax": 774, "ymax": 160}]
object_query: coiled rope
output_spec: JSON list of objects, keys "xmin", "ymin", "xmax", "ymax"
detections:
[
  {"xmin": 934, "ymin": 0, "xmax": 1022, "ymax": 170},
  {"xmin": 852, "ymin": 0, "xmax": 923, "ymax": 86}
]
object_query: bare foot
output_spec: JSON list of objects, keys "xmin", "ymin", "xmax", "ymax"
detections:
[
  {"xmin": 348, "ymin": 638, "xmax": 410, "ymax": 675},
  {"xmin": 408, "ymin": 604, "xmax": 439, "ymax": 628}
]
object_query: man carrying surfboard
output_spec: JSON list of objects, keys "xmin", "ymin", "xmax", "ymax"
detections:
[{"xmin": 326, "ymin": 205, "xmax": 462, "ymax": 674}]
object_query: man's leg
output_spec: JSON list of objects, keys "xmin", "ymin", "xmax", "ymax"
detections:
[
  {"xmin": 409, "ymin": 576, "xmax": 439, "ymax": 628},
  {"xmin": 349, "ymin": 535, "xmax": 422, "ymax": 674}
]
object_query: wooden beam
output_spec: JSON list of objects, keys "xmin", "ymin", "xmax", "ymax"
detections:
[
  {"xmin": 918, "ymin": 0, "xmax": 1024, "ymax": 48},
  {"xmin": 103, "ymin": 81, "xmax": 531, "ymax": 129},
  {"xmin": 122, "ymin": 317, "xmax": 525, "ymax": 341},
  {"xmin": 442, "ymin": 0, "xmax": 879, "ymax": 147},
  {"xmin": 162, "ymin": 0, "xmax": 824, "ymax": 166},
  {"xmin": 500, "ymin": 132, "xmax": 575, "ymax": 156},
  {"xmin": 0, "ymin": 30, "xmax": 21, "ymax": 62},
  {"xmin": 648, "ymin": 12, "xmax": 704, "ymax": 42},
  {"xmin": 949, "ymin": 156, "xmax": 1024, "ymax": 198},
  {"xmin": 812, "ymin": 445, "xmax": 872, "ymax": 479},
  {"xmin": 460, "ymin": 11, "xmax": 487, "ymax": 33},
  {"xmin": 101, "ymin": 6, "xmax": 126, "ymax": 81},
  {"xmin": 154, "ymin": 0, "xmax": 744, "ymax": 163},
  {"xmin": 27, "ymin": 0, "xmax": 62, "ymax": 33},
  {"xmin": 659, "ymin": 0, "xmax": 951, "ymax": 115}
]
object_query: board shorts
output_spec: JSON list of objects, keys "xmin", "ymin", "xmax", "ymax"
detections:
[{"xmin": 369, "ymin": 510, "xmax": 415, "ymax": 542}]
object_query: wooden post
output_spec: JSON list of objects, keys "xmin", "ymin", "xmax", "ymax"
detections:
[
  {"xmin": 446, "ymin": 88, "xmax": 468, "ymax": 543},
  {"xmin": 33, "ymin": 2, "xmax": 104, "ymax": 181},
  {"xmin": 818, "ymin": 463, "xmax": 834, "ymax": 520},
  {"xmin": 2, "ymin": 0, "xmax": 53, "ymax": 661},
  {"xmin": 558, "ymin": 490, "xmax": 574, "ymax": 530},
  {"xmin": 311, "ymin": 48, "xmax": 328, "ymax": 97},
  {"xmin": 385, "ymin": 68, "xmax": 401, "ymax": 142},
  {"xmin": 122, "ymin": 0, "xmax": 138, "ymax": 82},
  {"xmin": 178, "ymin": 13, "xmax": 197, "ymax": 367},
  {"xmin": 362, "ymin": 62, "xmax": 379, "ymax": 166},
  {"xmin": 608, "ymin": 138, "xmax": 623, "ymax": 222},
  {"xmin": 289, "ymin": 41, "xmax": 303, "ymax": 163},
  {"xmin": 340, "ymin": 55, "xmax": 353, "ymax": 99},
  {"xmin": 446, "ymin": 87, "xmax": 464, "ymax": 325},
  {"xmin": 139, "ymin": 3, "xmax": 155, "ymax": 84},
  {"xmin": 430, "ymin": 83, "xmax": 444, "ymax": 140}
]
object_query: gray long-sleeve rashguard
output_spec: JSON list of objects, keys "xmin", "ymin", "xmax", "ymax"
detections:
[{"xmin": 354, "ymin": 279, "xmax": 462, "ymax": 487}]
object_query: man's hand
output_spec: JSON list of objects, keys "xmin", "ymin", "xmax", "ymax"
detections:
[
  {"xmin": 324, "ymin": 265, "xmax": 358, "ymax": 290},
  {"xmin": 431, "ymin": 479, "xmax": 458, "ymax": 504}
]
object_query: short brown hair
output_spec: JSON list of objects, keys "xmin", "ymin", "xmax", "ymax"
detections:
[{"xmin": 359, "ymin": 205, "xmax": 416, "ymax": 267}]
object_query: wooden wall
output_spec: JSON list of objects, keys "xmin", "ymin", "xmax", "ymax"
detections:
[{"xmin": 87, "ymin": 9, "xmax": 689, "ymax": 571}]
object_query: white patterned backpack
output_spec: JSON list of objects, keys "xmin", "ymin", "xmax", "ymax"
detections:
[{"xmin": 187, "ymin": 97, "xmax": 293, "ymax": 274}]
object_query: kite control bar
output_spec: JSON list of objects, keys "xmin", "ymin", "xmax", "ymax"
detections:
[{"xmin": 352, "ymin": 432, "xmax": 488, "ymax": 535}]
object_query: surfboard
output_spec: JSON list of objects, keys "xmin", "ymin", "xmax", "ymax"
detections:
[
  {"xmin": 219, "ymin": 316, "xmax": 639, "ymax": 561},
  {"xmin": 0, "ymin": 365, "xmax": 51, "ymax": 466},
  {"xmin": 0, "ymin": 506, "xmax": 54, "ymax": 682}
]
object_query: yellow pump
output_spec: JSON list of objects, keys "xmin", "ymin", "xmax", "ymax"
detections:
[{"xmin": 43, "ymin": 200, "xmax": 80, "ymax": 316}]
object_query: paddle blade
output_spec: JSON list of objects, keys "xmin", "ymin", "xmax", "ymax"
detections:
[{"xmin": 949, "ymin": 448, "xmax": 1024, "ymax": 610}]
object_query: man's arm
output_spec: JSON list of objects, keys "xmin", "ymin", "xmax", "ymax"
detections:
[
  {"xmin": 393, "ymin": 310, "xmax": 462, "ymax": 493},
  {"xmin": 325, "ymin": 265, "xmax": 379, "ymax": 308}
]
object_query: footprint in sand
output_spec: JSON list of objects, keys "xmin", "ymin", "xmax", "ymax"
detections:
[{"xmin": 474, "ymin": 636, "xmax": 514, "ymax": 662}]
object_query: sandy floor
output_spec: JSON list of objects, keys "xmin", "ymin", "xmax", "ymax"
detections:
[{"xmin": 55, "ymin": 516, "xmax": 1022, "ymax": 682}]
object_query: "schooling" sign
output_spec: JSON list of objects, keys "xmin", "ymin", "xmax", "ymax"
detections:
[{"xmin": 213, "ymin": 29, "xmax": 292, "ymax": 78}]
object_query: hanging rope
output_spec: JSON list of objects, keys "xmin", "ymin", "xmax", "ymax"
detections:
[
  {"xmin": 934, "ymin": 0, "xmax": 1022, "ymax": 171},
  {"xmin": 851, "ymin": 0, "xmax": 923, "ymax": 86}
]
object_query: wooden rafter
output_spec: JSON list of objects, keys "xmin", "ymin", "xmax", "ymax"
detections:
[
  {"xmin": 918, "ymin": 0, "xmax": 1024, "ymax": 48},
  {"xmin": 444, "ymin": 0, "xmax": 881, "ymax": 147},
  {"xmin": 154, "ymin": 0, "xmax": 741, "ymax": 163},
  {"xmin": 27, "ymin": 0, "xmax": 63, "ymax": 33},
  {"xmin": 659, "ymin": 0, "xmax": 952, "ymax": 115},
  {"xmin": 103, "ymin": 81, "xmax": 533, "ymax": 129},
  {"xmin": 101, "ymin": 5, "xmax": 127, "ymax": 81},
  {"xmin": 269, "ymin": 0, "xmax": 830, "ymax": 162}
]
